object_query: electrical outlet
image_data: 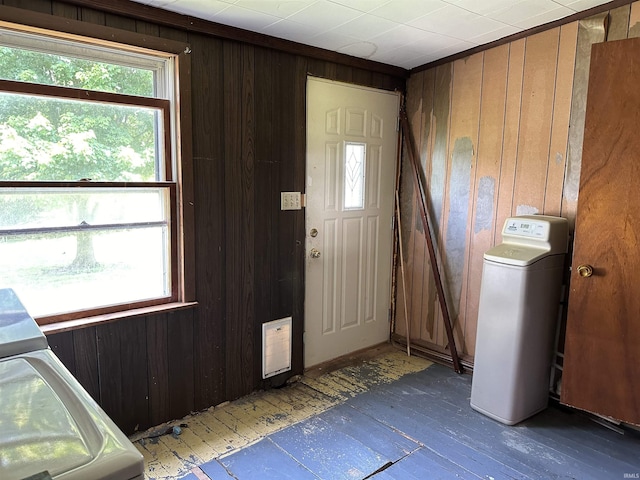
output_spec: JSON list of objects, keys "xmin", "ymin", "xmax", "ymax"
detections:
[{"xmin": 281, "ymin": 192, "xmax": 302, "ymax": 210}]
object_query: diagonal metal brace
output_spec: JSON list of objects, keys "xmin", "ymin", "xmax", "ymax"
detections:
[{"xmin": 399, "ymin": 107, "xmax": 463, "ymax": 374}]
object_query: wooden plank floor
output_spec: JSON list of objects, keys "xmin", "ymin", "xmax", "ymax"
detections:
[
  {"xmin": 132, "ymin": 344, "xmax": 432, "ymax": 479},
  {"xmin": 133, "ymin": 346, "xmax": 640, "ymax": 479}
]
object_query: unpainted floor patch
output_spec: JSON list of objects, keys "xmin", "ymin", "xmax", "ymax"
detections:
[{"xmin": 134, "ymin": 348, "xmax": 432, "ymax": 479}]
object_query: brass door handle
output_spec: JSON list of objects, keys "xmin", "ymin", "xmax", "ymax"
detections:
[
  {"xmin": 577, "ymin": 264, "xmax": 593, "ymax": 278},
  {"xmin": 310, "ymin": 248, "xmax": 321, "ymax": 259}
]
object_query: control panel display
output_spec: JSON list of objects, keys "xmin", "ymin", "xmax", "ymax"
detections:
[{"xmin": 503, "ymin": 218, "xmax": 549, "ymax": 239}]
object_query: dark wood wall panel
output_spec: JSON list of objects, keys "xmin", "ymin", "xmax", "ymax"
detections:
[
  {"xmin": 52, "ymin": 2, "xmax": 78, "ymax": 19},
  {"xmin": 95, "ymin": 322, "xmax": 125, "ymax": 428},
  {"xmin": 223, "ymin": 41, "xmax": 254, "ymax": 401},
  {"xmin": 166, "ymin": 309, "xmax": 195, "ymax": 420},
  {"xmin": 239, "ymin": 43, "xmax": 256, "ymax": 395},
  {"xmin": 72, "ymin": 326, "xmax": 100, "ymax": 402},
  {"xmin": 253, "ymin": 47, "xmax": 277, "ymax": 387},
  {"xmin": 8, "ymin": 0, "xmax": 406, "ymax": 434},
  {"xmin": 146, "ymin": 313, "xmax": 170, "ymax": 426},
  {"xmin": 291, "ymin": 56, "xmax": 309, "ymax": 374},
  {"xmin": 46, "ymin": 329, "xmax": 100, "ymax": 402},
  {"xmin": 78, "ymin": 6, "xmax": 104, "ymax": 25},
  {"xmin": 275, "ymin": 52, "xmax": 299, "ymax": 320},
  {"xmin": 190, "ymin": 32, "xmax": 226, "ymax": 412},
  {"xmin": 254, "ymin": 45, "xmax": 275, "ymax": 324},
  {"xmin": 119, "ymin": 317, "xmax": 150, "ymax": 434},
  {"xmin": 47, "ymin": 332, "xmax": 76, "ymax": 374},
  {"xmin": 5, "ymin": 0, "xmax": 49, "ymax": 12},
  {"xmin": 96, "ymin": 318, "xmax": 149, "ymax": 435},
  {"xmin": 45, "ymin": 310, "xmax": 195, "ymax": 434}
]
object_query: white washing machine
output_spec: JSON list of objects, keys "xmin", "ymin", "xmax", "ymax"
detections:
[
  {"xmin": 0, "ymin": 288, "xmax": 144, "ymax": 480},
  {"xmin": 470, "ymin": 215, "xmax": 568, "ymax": 425}
]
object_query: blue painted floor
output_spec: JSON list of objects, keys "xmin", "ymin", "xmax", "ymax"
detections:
[{"xmin": 197, "ymin": 364, "xmax": 640, "ymax": 479}]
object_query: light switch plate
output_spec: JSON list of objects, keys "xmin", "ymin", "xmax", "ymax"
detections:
[{"xmin": 281, "ymin": 192, "xmax": 302, "ymax": 210}]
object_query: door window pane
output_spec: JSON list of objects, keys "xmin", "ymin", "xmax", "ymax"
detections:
[{"xmin": 344, "ymin": 142, "xmax": 365, "ymax": 210}]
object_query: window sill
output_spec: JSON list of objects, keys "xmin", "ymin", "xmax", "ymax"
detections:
[{"xmin": 39, "ymin": 301, "xmax": 198, "ymax": 335}]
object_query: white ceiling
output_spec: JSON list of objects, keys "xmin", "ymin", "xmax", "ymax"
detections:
[{"xmin": 130, "ymin": 0, "xmax": 612, "ymax": 69}]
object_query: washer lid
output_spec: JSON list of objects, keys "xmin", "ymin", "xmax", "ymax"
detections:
[
  {"xmin": 0, "ymin": 351, "xmax": 143, "ymax": 480},
  {"xmin": 483, "ymin": 243, "xmax": 549, "ymax": 266},
  {"xmin": 0, "ymin": 288, "xmax": 48, "ymax": 358},
  {"xmin": 0, "ymin": 357, "xmax": 93, "ymax": 480}
]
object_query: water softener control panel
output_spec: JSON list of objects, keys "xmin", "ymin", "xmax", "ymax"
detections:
[
  {"xmin": 503, "ymin": 218, "xmax": 550, "ymax": 239},
  {"xmin": 484, "ymin": 215, "xmax": 569, "ymax": 267}
]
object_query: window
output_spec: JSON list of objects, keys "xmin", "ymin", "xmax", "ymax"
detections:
[{"xmin": 0, "ymin": 25, "xmax": 187, "ymax": 323}]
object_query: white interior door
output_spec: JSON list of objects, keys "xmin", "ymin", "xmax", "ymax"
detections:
[{"xmin": 304, "ymin": 77, "xmax": 399, "ymax": 368}]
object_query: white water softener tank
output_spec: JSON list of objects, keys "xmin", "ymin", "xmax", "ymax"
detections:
[{"xmin": 470, "ymin": 215, "xmax": 568, "ymax": 425}]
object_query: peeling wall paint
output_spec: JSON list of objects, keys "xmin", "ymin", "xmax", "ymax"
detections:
[
  {"xmin": 444, "ymin": 137, "xmax": 473, "ymax": 317},
  {"xmin": 398, "ymin": 2, "xmax": 640, "ymax": 360},
  {"xmin": 564, "ymin": 14, "xmax": 608, "ymax": 203},
  {"xmin": 429, "ymin": 65, "xmax": 452, "ymax": 236},
  {"xmin": 474, "ymin": 176, "xmax": 495, "ymax": 234},
  {"xmin": 555, "ymin": 152, "xmax": 564, "ymax": 165},
  {"xmin": 399, "ymin": 152, "xmax": 414, "ymax": 255},
  {"xmin": 516, "ymin": 204, "xmax": 539, "ymax": 216},
  {"xmin": 607, "ymin": 5, "xmax": 631, "ymax": 40}
]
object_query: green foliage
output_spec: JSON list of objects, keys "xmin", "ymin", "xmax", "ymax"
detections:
[
  {"xmin": 0, "ymin": 46, "xmax": 153, "ymax": 93},
  {"xmin": 0, "ymin": 44, "xmax": 161, "ymax": 268},
  {"xmin": 0, "ymin": 46, "xmax": 157, "ymax": 183}
]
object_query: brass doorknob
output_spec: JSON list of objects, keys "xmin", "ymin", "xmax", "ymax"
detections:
[
  {"xmin": 577, "ymin": 264, "xmax": 593, "ymax": 278},
  {"xmin": 310, "ymin": 248, "xmax": 321, "ymax": 259}
]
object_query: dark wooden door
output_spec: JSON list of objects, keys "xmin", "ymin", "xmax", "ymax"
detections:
[{"xmin": 561, "ymin": 38, "xmax": 640, "ymax": 425}]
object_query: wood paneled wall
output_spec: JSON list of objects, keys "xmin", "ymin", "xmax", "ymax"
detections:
[
  {"xmin": 10, "ymin": 0, "xmax": 404, "ymax": 434},
  {"xmin": 48, "ymin": 309, "xmax": 196, "ymax": 434},
  {"xmin": 396, "ymin": 2, "xmax": 640, "ymax": 362}
]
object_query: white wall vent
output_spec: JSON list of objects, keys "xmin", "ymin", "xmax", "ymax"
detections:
[{"xmin": 262, "ymin": 317, "xmax": 292, "ymax": 379}]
